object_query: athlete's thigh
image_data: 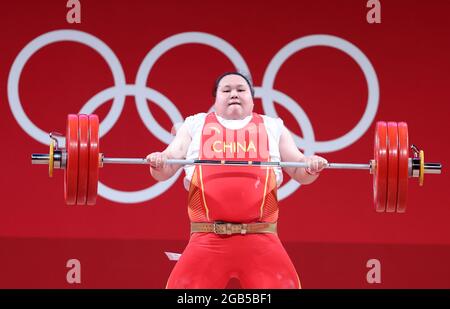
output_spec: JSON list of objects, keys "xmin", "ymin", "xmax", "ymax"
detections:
[
  {"xmin": 166, "ymin": 233, "xmax": 231, "ymax": 289},
  {"xmin": 238, "ymin": 235, "xmax": 301, "ymax": 289}
]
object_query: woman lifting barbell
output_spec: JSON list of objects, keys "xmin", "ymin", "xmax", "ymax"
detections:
[{"xmin": 147, "ymin": 72, "xmax": 327, "ymax": 288}]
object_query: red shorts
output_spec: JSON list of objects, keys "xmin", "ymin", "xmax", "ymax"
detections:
[{"xmin": 166, "ymin": 233, "xmax": 301, "ymax": 289}]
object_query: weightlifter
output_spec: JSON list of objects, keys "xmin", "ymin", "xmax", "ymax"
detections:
[{"xmin": 147, "ymin": 71, "xmax": 328, "ymax": 289}]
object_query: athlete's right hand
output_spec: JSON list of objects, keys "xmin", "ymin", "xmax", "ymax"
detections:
[{"xmin": 146, "ymin": 152, "xmax": 168, "ymax": 171}]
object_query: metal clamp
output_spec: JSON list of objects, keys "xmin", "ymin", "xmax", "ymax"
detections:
[
  {"xmin": 49, "ymin": 132, "xmax": 64, "ymax": 150},
  {"xmin": 411, "ymin": 144, "xmax": 420, "ymax": 157}
]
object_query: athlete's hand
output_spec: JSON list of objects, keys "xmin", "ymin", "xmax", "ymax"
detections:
[
  {"xmin": 305, "ymin": 155, "xmax": 328, "ymax": 175},
  {"xmin": 146, "ymin": 152, "xmax": 168, "ymax": 171}
]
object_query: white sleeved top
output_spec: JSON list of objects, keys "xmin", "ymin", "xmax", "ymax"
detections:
[{"xmin": 182, "ymin": 112, "xmax": 285, "ymax": 190}]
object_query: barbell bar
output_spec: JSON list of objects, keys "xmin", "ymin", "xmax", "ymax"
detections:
[
  {"xmin": 102, "ymin": 157, "xmax": 371, "ymax": 169},
  {"xmin": 31, "ymin": 114, "xmax": 442, "ymax": 211}
]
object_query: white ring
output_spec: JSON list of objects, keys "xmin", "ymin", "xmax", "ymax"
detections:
[
  {"xmin": 135, "ymin": 32, "xmax": 250, "ymax": 143},
  {"xmin": 262, "ymin": 34, "xmax": 379, "ymax": 153},
  {"xmin": 80, "ymin": 84, "xmax": 183, "ymax": 203},
  {"xmin": 7, "ymin": 30, "xmax": 126, "ymax": 145},
  {"xmin": 81, "ymin": 85, "xmax": 184, "ymax": 144},
  {"xmin": 98, "ymin": 170, "xmax": 182, "ymax": 204}
]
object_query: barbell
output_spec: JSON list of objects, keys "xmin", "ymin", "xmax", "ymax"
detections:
[{"xmin": 31, "ymin": 114, "xmax": 442, "ymax": 211}]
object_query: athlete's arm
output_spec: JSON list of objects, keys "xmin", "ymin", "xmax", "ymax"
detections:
[
  {"xmin": 279, "ymin": 126, "xmax": 327, "ymax": 184},
  {"xmin": 147, "ymin": 122, "xmax": 192, "ymax": 181}
]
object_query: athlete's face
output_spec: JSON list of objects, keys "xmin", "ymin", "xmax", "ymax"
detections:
[{"xmin": 214, "ymin": 74, "xmax": 254, "ymax": 120}]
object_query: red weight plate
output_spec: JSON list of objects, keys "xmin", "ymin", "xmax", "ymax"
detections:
[
  {"xmin": 386, "ymin": 122, "xmax": 399, "ymax": 213},
  {"xmin": 397, "ymin": 122, "xmax": 409, "ymax": 213},
  {"xmin": 64, "ymin": 115, "xmax": 79, "ymax": 205},
  {"xmin": 87, "ymin": 114, "xmax": 99, "ymax": 205},
  {"xmin": 373, "ymin": 121, "xmax": 388, "ymax": 212},
  {"xmin": 76, "ymin": 115, "xmax": 89, "ymax": 205}
]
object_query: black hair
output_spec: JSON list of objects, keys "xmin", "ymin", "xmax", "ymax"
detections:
[{"xmin": 212, "ymin": 71, "xmax": 255, "ymax": 98}]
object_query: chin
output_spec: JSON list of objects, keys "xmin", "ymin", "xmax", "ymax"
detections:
[{"xmin": 225, "ymin": 109, "xmax": 246, "ymax": 120}]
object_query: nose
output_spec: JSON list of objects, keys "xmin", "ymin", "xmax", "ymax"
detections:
[{"xmin": 230, "ymin": 88, "xmax": 239, "ymax": 98}]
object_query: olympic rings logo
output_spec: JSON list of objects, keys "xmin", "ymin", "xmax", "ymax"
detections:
[{"xmin": 7, "ymin": 30, "xmax": 379, "ymax": 204}]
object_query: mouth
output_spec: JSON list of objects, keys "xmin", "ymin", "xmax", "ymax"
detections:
[{"xmin": 228, "ymin": 102, "xmax": 241, "ymax": 106}]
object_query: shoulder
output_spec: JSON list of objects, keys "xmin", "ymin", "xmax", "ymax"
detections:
[
  {"xmin": 185, "ymin": 112, "xmax": 208, "ymax": 124},
  {"xmin": 184, "ymin": 112, "xmax": 208, "ymax": 128},
  {"xmin": 184, "ymin": 113, "xmax": 208, "ymax": 137},
  {"xmin": 260, "ymin": 114, "xmax": 285, "ymax": 130}
]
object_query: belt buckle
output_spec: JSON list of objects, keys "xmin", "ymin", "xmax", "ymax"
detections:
[
  {"xmin": 213, "ymin": 221, "xmax": 224, "ymax": 235},
  {"xmin": 240, "ymin": 223, "xmax": 248, "ymax": 235},
  {"xmin": 213, "ymin": 221, "xmax": 234, "ymax": 235}
]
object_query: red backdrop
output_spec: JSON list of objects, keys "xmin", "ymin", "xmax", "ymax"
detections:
[{"xmin": 0, "ymin": 0, "xmax": 449, "ymax": 288}]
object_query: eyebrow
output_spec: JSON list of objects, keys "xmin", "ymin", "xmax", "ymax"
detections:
[{"xmin": 221, "ymin": 84, "xmax": 247, "ymax": 88}]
